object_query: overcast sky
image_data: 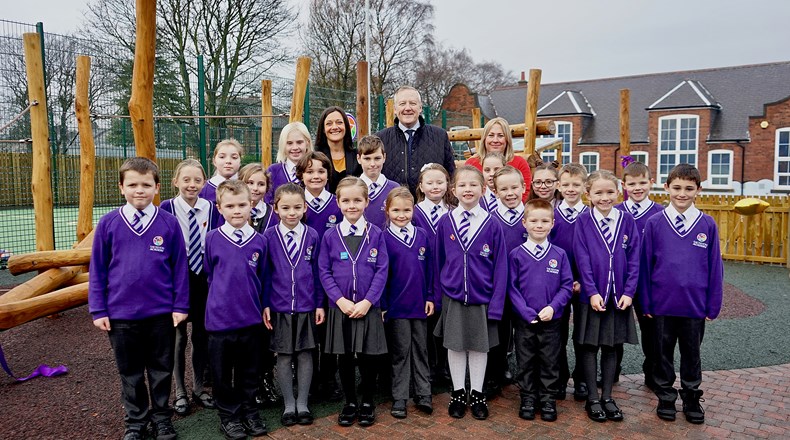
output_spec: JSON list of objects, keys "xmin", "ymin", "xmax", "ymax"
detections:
[{"xmin": 5, "ymin": 0, "xmax": 789, "ymax": 84}]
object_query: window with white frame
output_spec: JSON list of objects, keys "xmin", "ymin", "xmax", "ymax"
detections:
[
  {"xmin": 540, "ymin": 121, "xmax": 572, "ymax": 164},
  {"xmin": 580, "ymin": 152, "xmax": 599, "ymax": 173},
  {"xmin": 776, "ymin": 128, "xmax": 790, "ymax": 188},
  {"xmin": 707, "ymin": 150, "xmax": 733, "ymax": 188},
  {"xmin": 630, "ymin": 151, "xmax": 648, "ymax": 167},
  {"xmin": 658, "ymin": 115, "xmax": 698, "ymax": 183}
]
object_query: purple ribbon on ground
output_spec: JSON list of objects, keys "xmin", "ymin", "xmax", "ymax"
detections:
[{"xmin": 0, "ymin": 342, "xmax": 68, "ymax": 381}]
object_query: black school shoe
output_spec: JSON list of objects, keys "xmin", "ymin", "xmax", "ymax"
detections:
[
  {"xmin": 540, "ymin": 400, "xmax": 558, "ymax": 422},
  {"xmin": 573, "ymin": 382, "xmax": 588, "ymax": 401},
  {"xmin": 585, "ymin": 400, "xmax": 607, "ymax": 423},
  {"xmin": 448, "ymin": 388, "xmax": 467, "ymax": 418},
  {"xmin": 518, "ymin": 396, "xmax": 536, "ymax": 420},
  {"xmin": 122, "ymin": 427, "xmax": 144, "ymax": 440},
  {"xmin": 656, "ymin": 399, "xmax": 677, "ymax": 421},
  {"xmin": 601, "ymin": 398, "xmax": 624, "ymax": 421},
  {"xmin": 297, "ymin": 410, "xmax": 314, "ymax": 425},
  {"xmin": 357, "ymin": 402, "xmax": 376, "ymax": 427},
  {"xmin": 390, "ymin": 399, "xmax": 407, "ymax": 419},
  {"xmin": 280, "ymin": 411, "xmax": 297, "ymax": 427},
  {"xmin": 338, "ymin": 402, "xmax": 357, "ymax": 426},
  {"xmin": 153, "ymin": 419, "xmax": 177, "ymax": 440},
  {"xmin": 242, "ymin": 415, "xmax": 268, "ymax": 436},
  {"xmin": 414, "ymin": 395, "xmax": 433, "ymax": 414},
  {"xmin": 220, "ymin": 420, "xmax": 247, "ymax": 440},
  {"xmin": 469, "ymin": 390, "xmax": 489, "ymax": 420},
  {"xmin": 681, "ymin": 390, "xmax": 705, "ymax": 424}
]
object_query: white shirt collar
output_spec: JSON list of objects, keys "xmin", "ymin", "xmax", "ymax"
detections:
[
  {"xmin": 497, "ymin": 202, "xmax": 524, "ymax": 219},
  {"xmin": 452, "ymin": 204, "xmax": 485, "ymax": 222},
  {"xmin": 665, "ymin": 203, "xmax": 700, "ymax": 228},
  {"xmin": 558, "ymin": 199, "xmax": 585, "ymax": 213},
  {"xmin": 305, "ymin": 188, "xmax": 331, "ymax": 206},
  {"xmin": 122, "ymin": 202, "xmax": 155, "ymax": 221},
  {"xmin": 417, "ymin": 199, "xmax": 447, "ymax": 214},
  {"xmin": 251, "ymin": 200, "xmax": 268, "ymax": 219},
  {"xmin": 219, "ymin": 222, "xmax": 255, "ymax": 241},
  {"xmin": 524, "ymin": 238, "xmax": 548, "ymax": 255},
  {"xmin": 626, "ymin": 198, "xmax": 653, "ymax": 216},
  {"xmin": 174, "ymin": 195, "xmax": 210, "ymax": 214},
  {"xmin": 593, "ymin": 206, "xmax": 620, "ymax": 225},
  {"xmin": 278, "ymin": 221, "xmax": 304, "ymax": 238},
  {"xmin": 208, "ymin": 174, "xmax": 228, "ymax": 186},
  {"xmin": 339, "ymin": 217, "xmax": 367, "ymax": 236},
  {"xmin": 360, "ymin": 173, "xmax": 388, "ymax": 188},
  {"xmin": 389, "ymin": 222, "xmax": 414, "ymax": 239},
  {"xmin": 399, "ymin": 121, "xmax": 421, "ymax": 132},
  {"xmin": 284, "ymin": 160, "xmax": 297, "ymax": 175}
]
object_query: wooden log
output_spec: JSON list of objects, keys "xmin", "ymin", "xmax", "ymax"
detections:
[
  {"xmin": 447, "ymin": 121, "xmax": 555, "ymax": 142},
  {"xmin": 471, "ymin": 107, "xmax": 482, "ymax": 153},
  {"xmin": 620, "ymin": 88, "xmax": 631, "ymax": 162},
  {"xmin": 128, "ymin": 0, "xmax": 157, "ymax": 160},
  {"xmin": 63, "ymin": 272, "xmax": 90, "ymax": 287},
  {"xmin": 261, "ymin": 79, "xmax": 273, "ymax": 167},
  {"xmin": 356, "ymin": 61, "xmax": 370, "ymax": 137},
  {"xmin": 23, "ymin": 33, "xmax": 54, "ymax": 252},
  {"xmin": 7, "ymin": 249, "xmax": 91, "ymax": 275},
  {"xmin": 75, "ymin": 55, "xmax": 95, "ymax": 242},
  {"xmin": 523, "ymin": 69, "xmax": 542, "ymax": 156},
  {"xmin": 0, "ymin": 283, "xmax": 89, "ymax": 330},
  {"xmin": 386, "ymin": 98, "xmax": 394, "ymax": 127},
  {"xmin": 289, "ymin": 57, "xmax": 311, "ymax": 123}
]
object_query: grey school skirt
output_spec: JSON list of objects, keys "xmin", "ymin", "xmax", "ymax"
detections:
[
  {"xmin": 269, "ymin": 311, "xmax": 317, "ymax": 354},
  {"xmin": 325, "ymin": 307, "xmax": 388, "ymax": 355},
  {"xmin": 433, "ymin": 295, "xmax": 499, "ymax": 353},
  {"xmin": 573, "ymin": 296, "xmax": 638, "ymax": 347}
]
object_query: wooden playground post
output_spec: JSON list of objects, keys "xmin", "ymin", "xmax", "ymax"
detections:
[
  {"xmin": 128, "ymin": 0, "xmax": 157, "ymax": 160},
  {"xmin": 446, "ymin": 121, "xmax": 556, "ymax": 142},
  {"xmin": 261, "ymin": 80, "xmax": 273, "ymax": 167},
  {"xmin": 620, "ymin": 88, "xmax": 631, "ymax": 171},
  {"xmin": 386, "ymin": 98, "xmax": 394, "ymax": 127},
  {"xmin": 472, "ymin": 107, "xmax": 482, "ymax": 152},
  {"xmin": 290, "ymin": 57, "xmax": 311, "ymax": 123},
  {"xmin": 523, "ymin": 69, "xmax": 542, "ymax": 157},
  {"xmin": 23, "ymin": 33, "xmax": 54, "ymax": 252},
  {"xmin": 75, "ymin": 55, "xmax": 95, "ymax": 242},
  {"xmin": 356, "ymin": 61, "xmax": 370, "ymax": 137}
]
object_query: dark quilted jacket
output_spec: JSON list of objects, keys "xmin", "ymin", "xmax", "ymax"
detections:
[{"xmin": 376, "ymin": 116, "xmax": 457, "ymax": 194}]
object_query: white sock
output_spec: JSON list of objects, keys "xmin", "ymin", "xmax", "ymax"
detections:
[
  {"xmin": 468, "ymin": 351, "xmax": 487, "ymax": 392},
  {"xmin": 447, "ymin": 349, "xmax": 467, "ymax": 391}
]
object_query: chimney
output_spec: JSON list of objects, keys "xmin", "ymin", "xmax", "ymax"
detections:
[{"xmin": 517, "ymin": 71, "xmax": 528, "ymax": 86}]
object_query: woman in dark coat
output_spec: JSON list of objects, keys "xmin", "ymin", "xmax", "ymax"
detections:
[{"xmin": 314, "ymin": 106, "xmax": 360, "ymax": 193}]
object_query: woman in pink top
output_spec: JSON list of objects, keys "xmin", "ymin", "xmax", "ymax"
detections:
[{"xmin": 465, "ymin": 117, "xmax": 532, "ymax": 202}]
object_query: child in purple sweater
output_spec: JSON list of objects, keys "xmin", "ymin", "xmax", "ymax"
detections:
[
  {"xmin": 358, "ymin": 135, "xmax": 400, "ymax": 228},
  {"xmin": 89, "ymin": 157, "xmax": 188, "ymax": 440}
]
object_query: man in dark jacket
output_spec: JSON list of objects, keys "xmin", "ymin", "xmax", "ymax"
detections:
[{"xmin": 376, "ymin": 86, "xmax": 456, "ymax": 195}]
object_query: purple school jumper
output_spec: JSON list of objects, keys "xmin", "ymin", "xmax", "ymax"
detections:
[
  {"xmin": 199, "ymin": 181, "xmax": 218, "ymax": 204},
  {"xmin": 318, "ymin": 224, "xmax": 389, "ymax": 309},
  {"xmin": 266, "ymin": 162, "xmax": 299, "ymax": 204},
  {"xmin": 364, "ymin": 179, "xmax": 401, "ymax": 229},
  {"xmin": 508, "ymin": 243, "xmax": 573, "ymax": 323},
  {"xmin": 305, "ymin": 194, "xmax": 343, "ymax": 241},
  {"xmin": 492, "ymin": 209, "xmax": 529, "ymax": 252},
  {"xmin": 640, "ymin": 211, "xmax": 723, "ymax": 319},
  {"xmin": 203, "ymin": 229, "xmax": 267, "ymax": 332},
  {"xmin": 261, "ymin": 226, "xmax": 323, "ymax": 313},
  {"xmin": 434, "ymin": 210, "xmax": 508, "ymax": 320},
  {"xmin": 615, "ymin": 200, "xmax": 664, "ymax": 234},
  {"xmin": 411, "ymin": 203, "xmax": 448, "ymax": 239},
  {"xmin": 382, "ymin": 226, "xmax": 433, "ymax": 319},
  {"xmin": 549, "ymin": 205, "xmax": 588, "ymax": 280},
  {"xmin": 89, "ymin": 207, "xmax": 189, "ymax": 320},
  {"xmin": 572, "ymin": 210, "xmax": 641, "ymax": 305}
]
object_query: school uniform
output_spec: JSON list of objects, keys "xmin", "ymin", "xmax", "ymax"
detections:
[
  {"xmin": 509, "ymin": 239, "xmax": 573, "ymax": 402},
  {"xmin": 640, "ymin": 204, "xmax": 723, "ymax": 403},
  {"xmin": 160, "ymin": 196, "xmax": 213, "ymax": 399},
  {"xmin": 261, "ymin": 223, "xmax": 322, "ymax": 353},
  {"xmin": 203, "ymin": 223, "xmax": 267, "ymax": 424},
  {"xmin": 266, "ymin": 160, "xmax": 299, "ymax": 204},
  {"xmin": 572, "ymin": 208, "xmax": 640, "ymax": 347},
  {"xmin": 382, "ymin": 224, "xmax": 432, "ymax": 401},
  {"xmin": 89, "ymin": 203, "xmax": 189, "ymax": 431},
  {"xmin": 615, "ymin": 198, "xmax": 664, "ymax": 385},
  {"xmin": 433, "ymin": 205, "xmax": 508, "ymax": 353},
  {"xmin": 412, "ymin": 199, "xmax": 449, "ymax": 239},
  {"xmin": 305, "ymin": 189, "xmax": 343, "ymax": 241},
  {"xmin": 361, "ymin": 173, "xmax": 400, "ymax": 229},
  {"xmin": 480, "ymin": 188, "xmax": 500, "ymax": 213},
  {"xmin": 199, "ymin": 174, "xmax": 232, "ymax": 229},
  {"xmin": 250, "ymin": 200, "xmax": 278, "ymax": 233},
  {"xmin": 549, "ymin": 200, "xmax": 587, "ymax": 393}
]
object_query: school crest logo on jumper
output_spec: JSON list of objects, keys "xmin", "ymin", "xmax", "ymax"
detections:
[
  {"xmin": 367, "ymin": 248, "xmax": 378, "ymax": 263},
  {"xmin": 622, "ymin": 235, "xmax": 628, "ymax": 243},
  {"xmin": 153, "ymin": 236, "xmax": 164, "ymax": 246},
  {"xmin": 251, "ymin": 252, "xmax": 259, "ymax": 262},
  {"xmin": 306, "ymin": 246, "xmax": 313, "ymax": 256},
  {"xmin": 419, "ymin": 247, "xmax": 426, "ymax": 256},
  {"xmin": 328, "ymin": 215, "xmax": 337, "ymax": 224},
  {"xmin": 549, "ymin": 259, "xmax": 558, "ymax": 268},
  {"xmin": 693, "ymin": 233, "xmax": 709, "ymax": 249},
  {"xmin": 480, "ymin": 244, "xmax": 491, "ymax": 258},
  {"xmin": 418, "ymin": 246, "xmax": 427, "ymax": 261},
  {"xmin": 149, "ymin": 236, "xmax": 165, "ymax": 253},
  {"xmin": 547, "ymin": 258, "xmax": 559, "ymax": 274}
]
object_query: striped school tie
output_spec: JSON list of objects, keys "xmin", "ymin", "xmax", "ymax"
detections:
[
  {"xmin": 369, "ymin": 182, "xmax": 378, "ymax": 198},
  {"xmin": 631, "ymin": 202, "xmax": 640, "ymax": 216},
  {"xmin": 187, "ymin": 209, "xmax": 202, "ymax": 274},
  {"xmin": 565, "ymin": 207, "xmax": 576, "ymax": 220},
  {"xmin": 285, "ymin": 230, "xmax": 297, "ymax": 261},
  {"xmin": 288, "ymin": 167, "xmax": 298, "ymax": 183},
  {"xmin": 487, "ymin": 193, "xmax": 498, "ymax": 211},
  {"xmin": 508, "ymin": 209, "xmax": 518, "ymax": 223},
  {"xmin": 233, "ymin": 229, "xmax": 244, "ymax": 244},
  {"xmin": 131, "ymin": 210, "xmax": 146, "ymax": 233},
  {"xmin": 400, "ymin": 227, "xmax": 409, "ymax": 242},
  {"xmin": 347, "ymin": 224, "xmax": 358, "ymax": 237},
  {"xmin": 534, "ymin": 243, "xmax": 543, "ymax": 257},
  {"xmin": 251, "ymin": 207, "xmax": 260, "ymax": 219},
  {"xmin": 674, "ymin": 214, "xmax": 686, "ymax": 234},
  {"xmin": 458, "ymin": 211, "xmax": 471, "ymax": 245},
  {"xmin": 600, "ymin": 218, "xmax": 613, "ymax": 246},
  {"xmin": 430, "ymin": 205, "xmax": 440, "ymax": 227},
  {"xmin": 312, "ymin": 197, "xmax": 322, "ymax": 210}
]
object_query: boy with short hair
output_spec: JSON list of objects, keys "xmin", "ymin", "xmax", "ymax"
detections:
[
  {"xmin": 641, "ymin": 164, "xmax": 723, "ymax": 424},
  {"xmin": 89, "ymin": 157, "xmax": 188, "ymax": 440},
  {"xmin": 616, "ymin": 161, "xmax": 664, "ymax": 389},
  {"xmin": 358, "ymin": 135, "xmax": 399, "ymax": 228},
  {"xmin": 509, "ymin": 199, "xmax": 573, "ymax": 422},
  {"xmin": 549, "ymin": 163, "xmax": 588, "ymax": 401},
  {"xmin": 204, "ymin": 180, "xmax": 268, "ymax": 439}
]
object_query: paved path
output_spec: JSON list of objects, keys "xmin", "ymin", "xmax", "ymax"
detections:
[{"xmin": 269, "ymin": 364, "xmax": 790, "ymax": 439}]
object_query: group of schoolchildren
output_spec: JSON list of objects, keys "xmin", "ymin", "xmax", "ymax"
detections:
[{"xmin": 88, "ymin": 119, "xmax": 723, "ymax": 440}]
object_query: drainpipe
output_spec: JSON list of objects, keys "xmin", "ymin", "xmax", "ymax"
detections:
[{"xmin": 736, "ymin": 141, "xmax": 745, "ymax": 195}]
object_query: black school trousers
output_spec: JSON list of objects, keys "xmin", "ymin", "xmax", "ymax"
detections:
[
  {"xmin": 652, "ymin": 316, "xmax": 705, "ymax": 402},
  {"xmin": 513, "ymin": 318, "xmax": 561, "ymax": 402},
  {"xmin": 208, "ymin": 324, "xmax": 263, "ymax": 423},
  {"xmin": 107, "ymin": 314, "xmax": 175, "ymax": 430}
]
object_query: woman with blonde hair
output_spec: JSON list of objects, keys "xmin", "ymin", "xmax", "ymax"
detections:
[{"xmin": 465, "ymin": 117, "xmax": 532, "ymax": 201}]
